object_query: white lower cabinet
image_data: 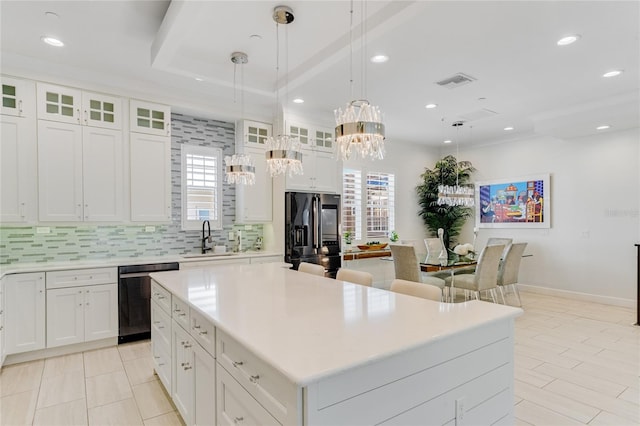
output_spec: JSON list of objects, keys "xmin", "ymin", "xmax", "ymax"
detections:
[
  {"xmin": 172, "ymin": 319, "xmax": 216, "ymax": 426},
  {"xmin": 47, "ymin": 283, "xmax": 118, "ymax": 347},
  {"xmin": 217, "ymin": 366, "xmax": 279, "ymax": 426},
  {"xmin": 46, "ymin": 268, "xmax": 118, "ymax": 348},
  {"xmin": 151, "ymin": 298, "xmax": 172, "ymax": 391},
  {"xmin": 4, "ymin": 272, "xmax": 45, "ymax": 354}
]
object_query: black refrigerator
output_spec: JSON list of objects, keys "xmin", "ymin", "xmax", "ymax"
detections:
[{"xmin": 285, "ymin": 192, "xmax": 341, "ymax": 277}]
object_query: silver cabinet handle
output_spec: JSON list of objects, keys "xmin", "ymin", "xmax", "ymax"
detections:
[
  {"xmin": 193, "ymin": 324, "xmax": 201, "ymax": 329},
  {"xmin": 198, "ymin": 330, "xmax": 208, "ymax": 335},
  {"xmin": 232, "ymin": 361, "xmax": 243, "ymax": 368},
  {"xmin": 250, "ymin": 374, "xmax": 260, "ymax": 383},
  {"xmin": 234, "ymin": 417, "xmax": 244, "ymax": 424}
]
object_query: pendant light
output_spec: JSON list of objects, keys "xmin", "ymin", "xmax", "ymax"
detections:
[
  {"xmin": 334, "ymin": 0, "xmax": 386, "ymax": 161},
  {"xmin": 225, "ymin": 51, "xmax": 256, "ymax": 185},
  {"xmin": 265, "ymin": 5, "xmax": 303, "ymax": 177},
  {"xmin": 437, "ymin": 121, "xmax": 474, "ymax": 207}
]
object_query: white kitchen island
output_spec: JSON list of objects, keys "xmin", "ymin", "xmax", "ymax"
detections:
[{"xmin": 150, "ymin": 262, "xmax": 522, "ymax": 426}]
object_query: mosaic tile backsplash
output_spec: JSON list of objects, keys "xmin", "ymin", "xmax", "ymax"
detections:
[{"xmin": 0, "ymin": 113, "xmax": 263, "ymax": 265}]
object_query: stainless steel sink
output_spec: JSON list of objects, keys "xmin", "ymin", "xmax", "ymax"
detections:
[{"xmin": 181, "ymin": 252, "xmax": 237, "ymax": 259}]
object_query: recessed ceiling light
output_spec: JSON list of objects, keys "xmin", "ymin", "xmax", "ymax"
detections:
[
  {"xmin": 194, "ymin": 77, "xmax": 204, "ymax": 82},
  {"xmin": 249, "ymin": 34, "xmax": 262, "ymax": 40},
  {"xmin": 602, "ymin": 70, "xmax": 623, "ymax": 78},
  {"xmin": 44, "ymin": 11, "xmax": 59, "ymax": 19},
  {"xmin": 557, "ymin": 34, "xmax": 580, "ymax": 46},
  {"xmin": 370, "ymin": 55, "xmax": 389, "ymax": 63},
  {"xmin": 41, "ymin": 36, "xmax": 64, "ymax": 47},
  {"xmin": 443, "ymin": 139, "xmax": 452, "ymax": 144},
  {"xmin": 504, "ymin": 126, "xmax": 514, "ymax": 131},
  {"xmin": 596, "ymin": 125, "xmax": 611, "ymax": 130},
  {"xmin": 425, "ymin": 103, "xmax": 437, "ymax": 109},
  {"xmin": 292, "ymin": 98, "xmax": 304, "ymax": 104}
]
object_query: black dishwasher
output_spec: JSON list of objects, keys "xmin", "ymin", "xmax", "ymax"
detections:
[{"xmin": 118, "ymin": 262, "xmax": 179, "ymax": 343}]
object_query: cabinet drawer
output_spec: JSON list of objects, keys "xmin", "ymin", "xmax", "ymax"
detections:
[
  {"xmin": 151, "ymin": 280, "xmax": 171, "ymax": 314},
  {"xmin": 217, "ymin": 330, "xmax": 296, "ymax": 424},
  {"xmin": 217, "ymin": 365, "xmax": 280, "ymax": 426},
  {"xmin": 46, "ymin": 267, "xmax": 117, "ymax": 289},
  {"xmin": 151, "ymin": 300, "xmax": 171, "ymax": 353},
  {"xmin": 190, "ymin": 309, "xmax": 215, "ymax": 357},
  {"xmin": 171, "ymin": 297, "xmax": 190, "ymax": 330}
]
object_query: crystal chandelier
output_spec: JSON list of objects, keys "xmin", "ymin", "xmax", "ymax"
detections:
[
  {"xmin": 335, "ymin": 100, "xmax": 385, "ymax": 160},
  {"xmin": 334, "ymin": 0, "xmax": 386, "ymax": 161},
  {"xmin": 225, "ymin": 51, "xmax": 256, "ymax": 185},
  {"xmin": 437, "ymin": 121, "xmax": 475, "ymax": 207},
  {"xmin": 225, "ymin": 154, "xmax": 256, "ymax": 185},
  {"xmin": 265, "ymin": 5, "xmax": 303, "ymax": 177}
]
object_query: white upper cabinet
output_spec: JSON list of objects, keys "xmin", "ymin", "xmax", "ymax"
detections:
[
  {"xmin": 284, "ymin": 122, "xmax": 339, "ymax": 193},
  {"xmin": 130, "ymin": 132, "xmax": 172, "ymax": 222},
  {"xmin": 37, "ymin": 82, "xmax": 83, "ymax": 124},
  {"xmin": 237, "ymin": 119, "xmax": 271, "ymax": 149},
  {"xmin": 37, "ymin": 83, "xmax": 123, "ymax": 130},
  {"xmin": 1, "ymin": 114, "xmax": 37, "ymax": 223},
  {"xmin": 130, "ymin": 99, "xmax": 170, "ymax": 136},
  {"xmin": 235, "ymin": 120, "xmax": 273, "ymax": 223},
  {"xmin": 38, "ymin": 121, "xmax": 123, "ymax": 222},
  {"xmin": 82, "ymin": 92, "xmax": 122, "ymax": 129},
  {"xmin": 1, "ymin": 75, "xmax": 35, "ymax": 117},
  {"xmin": 1, "ymin": 77, "xmax": 37, "ymax": 224}
]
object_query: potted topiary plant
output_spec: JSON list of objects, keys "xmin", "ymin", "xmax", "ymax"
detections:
[{"xmin": 415, "ymin": 155, "xmax": 475, "ymax": 249}]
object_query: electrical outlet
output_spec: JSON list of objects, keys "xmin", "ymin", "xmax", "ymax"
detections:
[
  {"xmin": 145, "ymin": 226, "xmax": 156, "ymax": 232},
  {"xmin": 244, "ymin": 224, "xmax": 252, "ymax": 230},
  {"xmin": 228, "ymin": 231, "xmax": 234, "ymax": 240},
  {"xmin": 36, "ymin": 226, "xmax": 51, "ymax": 234}
]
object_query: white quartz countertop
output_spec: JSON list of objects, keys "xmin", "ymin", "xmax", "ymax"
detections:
[
  {"xmin": 0, "ymin": 251, "xmax": 282, "ymax": 278},
  {"xmin": 150, "ymin": 263, "xmax": 522, "ymax": 386}
]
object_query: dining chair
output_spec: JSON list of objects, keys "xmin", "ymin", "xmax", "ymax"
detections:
[
  {"xmin": 444, "ymin": 244, "xmax": 504, "ymax": 302},
  {"xmin": 389, "ymin": 244, "xmax": 446, "ymax": 289},
  {"xmin": 298, "ymin": 262, "xmax": 325, "ymax": 276},
  {"xmin": 497, "ymin": 242, "xmax": 527, "ymax": 306},
  {"xmin": 336, "ymin": 268, "xmax": 373, "ymax": 287},
  {"xmin": 487, "ymin": 237, "xmax": 513, "ymax": 258},
  {"xmin": 390, "ymin": 279, "xmax": 442, "ymax": 302},
  {"xmin": 424, "ymin": 237, "xmax": 444, "ymax": 260}
]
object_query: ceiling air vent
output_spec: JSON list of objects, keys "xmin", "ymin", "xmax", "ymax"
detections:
[{"xmin": 435, "ymin": 73, "xmax": 476, "ymax": 89}]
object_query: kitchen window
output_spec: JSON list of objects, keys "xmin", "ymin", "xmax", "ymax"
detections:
[
  {"xmin": 342, "ymin": 169, "xmax": 395, "ymax": 241},
  {"xmin": 181, "ymin": 145, "xmax": 223, "ymax": 230}
]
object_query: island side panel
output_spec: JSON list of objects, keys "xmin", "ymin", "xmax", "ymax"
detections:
[{"xmin": 304, "ymin": 318, "xmax": 516, "ymax": 425}]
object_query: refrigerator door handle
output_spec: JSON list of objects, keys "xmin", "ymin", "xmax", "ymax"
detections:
[{"xmin": 312, "ymin": 195, "xmax": 319, "ymax": 248}]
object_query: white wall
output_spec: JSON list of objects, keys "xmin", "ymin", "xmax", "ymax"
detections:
[{"xmin": 457, "ymin": 128, "xmax": 639, "ymax": 303}]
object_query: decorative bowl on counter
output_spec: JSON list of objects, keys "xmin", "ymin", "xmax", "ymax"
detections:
[{"xmin": 356, "ymin": 243, "xmax": 388, "ymax": 251}]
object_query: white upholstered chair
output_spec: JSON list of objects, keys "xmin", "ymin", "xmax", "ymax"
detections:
[
  {"xmin": 336, "ymin": 268, "xmax": 373, "ymax": 287},
  {"xmin": 389, "ymin": 244, "xmax": 446, "ymax": 289},
  {"xmin": 298, "ymin": 262, "xmax": 325, "ymax": 276},
  {"xmin": 497, "ymin": 242, "xmax": 527, "ymax": 306},
  {"xmin": 390, "ymin": 279, "xmax": 442, "ymax": 302},
  {"xmin": 444, "ymin": 244, "xmax": 505, "ymax": 302}
]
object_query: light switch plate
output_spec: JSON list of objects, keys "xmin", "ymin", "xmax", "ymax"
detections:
[
  {"xmin": 228, "ymin": 231, "xmax": 234, "ymax": 240},
  {"xmin": 244, "ymin": 224, "xmax": 252, "ymax": 230},
  {"xmin": 36, "ymin": 227, "xmax": 51, "ymax": 234},
  {"xmin": 145, "ymin": 226, "xmax": 156, "ymax": 232}
]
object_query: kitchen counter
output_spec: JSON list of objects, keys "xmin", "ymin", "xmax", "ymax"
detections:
[
  {"xmin": 0, "ymin": 251, "xmax": 282, "ymax": 279},
  {"xmin": 151, "ymin": 262, "xmax": 521, "ymax": 385},
  {"xmin": 150, "ymin": 262, "xmax": 522, "ymax": 424}
]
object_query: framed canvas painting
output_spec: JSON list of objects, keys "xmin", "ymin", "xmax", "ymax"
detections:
[{"xmin": 475, "ymin": 174, "xmax": 550, "ymax": 228}]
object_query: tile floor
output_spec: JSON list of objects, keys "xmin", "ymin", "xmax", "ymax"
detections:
[
  {"xmin": 0, "ymin": 340, "xmax": 184, "ymax": 426},
  {"xmin": 0, "ymin": 291, "xmax": 638, "ymax": 425}
]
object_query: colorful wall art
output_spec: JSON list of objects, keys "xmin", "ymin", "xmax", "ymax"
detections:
[{"xmin": 475, "ymin": 174, "xmax": 550, "ymax": 228}]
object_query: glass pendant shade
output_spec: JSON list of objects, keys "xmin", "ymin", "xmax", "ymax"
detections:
[
  {"xmin": 225, "ymin": 154, "xmax": 256, "ymax": 185},
  {"xmin": 265, "ymin": 135, "xmax": 303, "ymax": 177},
  {"xmin": 335, "ymin": 100, "xmax": 385, "ymax": 160}
]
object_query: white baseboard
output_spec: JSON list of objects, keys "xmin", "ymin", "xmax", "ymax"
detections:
[
  {"xmin": 3, "ymin": 337, "xmax": 118, "ymax": 366},
  {"xmin": 519, "ymin": 284, "xmax": 635, "ymax": 308}
]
